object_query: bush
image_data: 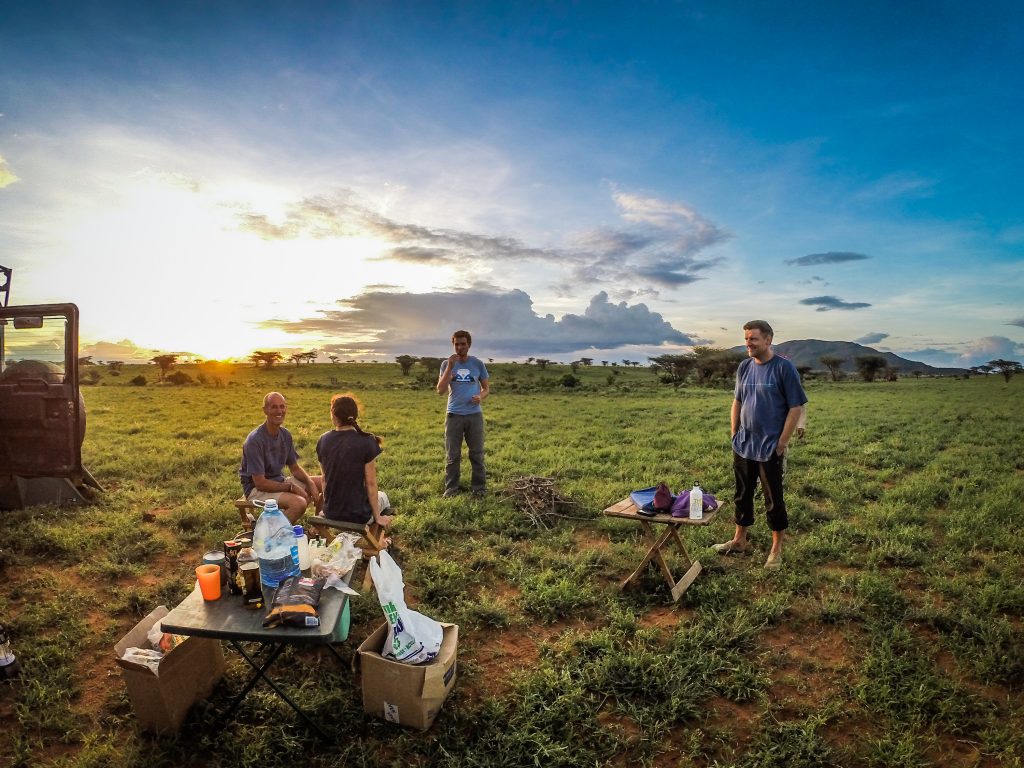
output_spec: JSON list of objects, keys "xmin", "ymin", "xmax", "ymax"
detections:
[
  {"xmin": 166, "ymin": 371, "xmax": 194, "ymax": 386},
  {"xmin": 560, "ymin": 374, "xmax": 580, "ymax": 388},
  {"xmin": 130, "ymin": 374, "xmax": 147, "ymax": 386}
]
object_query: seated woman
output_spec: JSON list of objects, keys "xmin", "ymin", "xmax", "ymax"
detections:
[{"xmin": 316, "ymin": 393, "xmax": 394, "ymax": 528}]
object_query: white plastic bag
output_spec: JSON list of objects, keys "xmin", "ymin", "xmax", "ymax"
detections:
[
  {"xmin": 369, "ymin": 550, "xmax": 443, "ymax": 664},
  {"xmin": 311, "ymin": 533, "xmax": 362, "ymax": 594}
]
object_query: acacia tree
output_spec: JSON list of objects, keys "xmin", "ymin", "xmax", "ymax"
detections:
[
  {"xmin": 855, "ymin": 355, "xmax": 887, "ymax": 382},
  {"xmin": 395, "ymin": 355, "xmax": 418, "ymax": 375},
  {"xmin": 419, "ymin": 356, "xmax": 442, "ymax": 373},
  {"xmin": 692, "ymin": 347, "xmax": 744, "ymax": 385},
  {"xmin": 150, "ymin": 354, "xmax": 178, "ymax": 381},
  {"xmin": 649, "ymin": 354, "xmax": 697, "ymax": 387},
  {"xmin": 819, "ymin": 355, "xmax": 845, "ymax": 382},
  {"xmin": 328, "ymin": 355, "xmax": 339, "ymax": 364},
  {"xmin": 986, "ymin": 358, "xmax": 1023, "ymax": 383},
  {"xmin": 535, "ymin": 359, "xmax": 551, "ymax": 370},
  {"xmin": 251, "ymin": 351, "xmax": 282, "ymax": 369}
]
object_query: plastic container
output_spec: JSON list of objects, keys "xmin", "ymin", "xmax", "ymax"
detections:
[
  {"xmin": 251, "ymin": 500, "xmax": 300, "ymax": 589},
  {"xmin": 0, "ymin": 623, "xmax": 19, "ymax": 679},
  {"xmin": 293, "ymin": 525, "xmax": 311, "ymax": 571},
  {"xmin": 688, "ymin": 485, "xmax": 703, "ymax": 520}
]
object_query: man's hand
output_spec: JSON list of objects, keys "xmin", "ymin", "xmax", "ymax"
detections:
[
  {"xmin": 375, "ymin": 513, "xmax": 394, "ymax": 528},
  {"xmin": 776, "ymin": 440, "xmax": 789, "ymax": 456}
]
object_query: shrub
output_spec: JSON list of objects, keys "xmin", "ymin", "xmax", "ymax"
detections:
[
  {"xmin": 129, "ymin": 374, "xmax": 147, "ymax": 386},
  {"xmin": 166, "ymin": 370, "xmax": 194, "ymax": 386},
  {"xmin": 560, "ymin": 373, "xmax": 580, "ymax": 388}
]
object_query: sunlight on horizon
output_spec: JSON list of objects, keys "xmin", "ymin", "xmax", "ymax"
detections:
[{"xmin": 55, "ymin": 173, "xmax": 453, "ymax": 359}]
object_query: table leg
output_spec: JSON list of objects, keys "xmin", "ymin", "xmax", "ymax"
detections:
[
  {"xmin": 620, "ymin": 522, "xmax": 675, "ymax": 589},
  {"xmin": 226, "ymin": 640, "xmax": 330, "ymax": 740}
]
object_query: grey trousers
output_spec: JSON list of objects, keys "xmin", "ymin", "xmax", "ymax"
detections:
[{"xmin": 444, "ymin": 412, "xmax": 486, "ymax": 493}]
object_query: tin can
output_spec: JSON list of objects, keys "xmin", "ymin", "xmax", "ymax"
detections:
[{"xmin": 202, "ymin": 550, "xmax": 228, "ymax": 587}]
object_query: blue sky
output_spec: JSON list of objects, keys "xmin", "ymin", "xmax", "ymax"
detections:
[{"xmin": 1, "ymin": 1, "xmax": 1021, "ymax": 366}]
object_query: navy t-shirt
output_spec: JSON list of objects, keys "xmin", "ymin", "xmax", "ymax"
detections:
[
  {"xmin": 732, "ymin": 356, "xmax": 808, "ymax": 462},
  {"xmin": 316, "ymin": 429, "xmax": 382, "ymax": 523},
  {"xmin": 239, "ymin": 424, "xmax": 298, "ymax": 496}
]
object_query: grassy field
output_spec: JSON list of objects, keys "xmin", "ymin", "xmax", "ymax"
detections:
[{"xmin": 1, "ymin": 362, "xmax": 1022, "ymax": 767}]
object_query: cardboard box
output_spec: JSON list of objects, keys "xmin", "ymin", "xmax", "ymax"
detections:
[
  {"xmin": 358, "ymin": 622, "xmax": 458, "ymax": 729},
  {"xmin": 113, "ymin": 605, "xmax": 225, "ymax": 734}
]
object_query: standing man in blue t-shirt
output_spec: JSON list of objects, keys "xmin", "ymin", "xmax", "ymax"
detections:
[
  {"xmin": 437, "ymin": 330, "xmax": 490, "ymax": 498},
  {"xmin": 714, "ymin": 320, "xmax": 807, "ymax": 569}
]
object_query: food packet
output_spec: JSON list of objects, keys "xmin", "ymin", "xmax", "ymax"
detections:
[{"xmin": 263, "ymin": 575, "xmax": 326, "ymax": 629}]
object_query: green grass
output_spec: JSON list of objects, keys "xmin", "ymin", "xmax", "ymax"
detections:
[{"xmin": 1, "ymin": 366, "xmax": 1022, "ymax": 766}]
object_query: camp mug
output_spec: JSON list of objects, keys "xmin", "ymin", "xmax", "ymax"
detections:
[{"xmin": 202, "ymin": 550, "xmax": 228, "ymax": 587}]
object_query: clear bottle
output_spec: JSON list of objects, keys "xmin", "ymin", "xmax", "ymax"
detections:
[
  {"xmin": 251, "ymin": 500, "xmax": 300, "ymax": 589},
  {"xmin": 689, "ymin": 484, "xmax": 703, "ymax": 520},
  {"xmin": 293, "ymin": 524, "xmax": 311, "ymax": 571}
]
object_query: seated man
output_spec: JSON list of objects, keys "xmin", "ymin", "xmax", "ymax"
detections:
[{"xmin": 239, "ymin": 391, "xmax": 321, "ymax": 524}]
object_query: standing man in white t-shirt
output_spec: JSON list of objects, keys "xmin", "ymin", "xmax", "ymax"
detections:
[{"xmin": 437, "ymin": 330, "xmax": 490, "ymax": 498}]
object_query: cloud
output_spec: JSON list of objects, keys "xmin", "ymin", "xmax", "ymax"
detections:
[
  {"xmin": 0, "ymin": 155, "xmax": 19, "ymax": 189},
  {"xmin": 1007, "ymin": 317, "xmax": 1024, "ymax": 328},
  {"xmin": 901, "ymin": 336, "xmax": 1024, "ymax": 369},
  {"xmin": 800, "ymin": 295, "xmax": 872, "ymax": 312},
  {"xmin": 262, "ymin": 288, "xmax": 702, "ymax": 356},
  {"xmin": 786, "ymin": 252, "xmax": 871, "ymax": 267},
  {"xmin": 955, "ymin": 336, "xmax": 1024, "ymax": 367},
  {"xmin": 234, "ymin": 186, "xmax": 729, "ymax": 294},
  {"xmin": 855, "ymin": 332, "xmax": 890, "ymax": 345},
  {"xmin": 80, "ymin": 338, "xmax": 156, "ymax": 362}
]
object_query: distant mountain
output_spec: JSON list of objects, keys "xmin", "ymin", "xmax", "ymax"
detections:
[{"xmin": 728, "ymin": 339, "xmax": 967, "ymax": 376}]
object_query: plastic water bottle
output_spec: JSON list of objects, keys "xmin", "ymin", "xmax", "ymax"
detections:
[
  {"xmin": 689, "ymin": 485, "xmax": 703, "ymax": 520},
  {"xmin": 293, "ymin": 524, "xmax": 311, "ymax": 571},
  {"xmin": 252, "ymin": 500, "xmax": 300, "ymax": 589}
]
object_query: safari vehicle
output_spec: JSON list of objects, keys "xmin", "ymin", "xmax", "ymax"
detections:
[{"xmin": 0, "ymin": 303, "xmax": 100, "ymax": 508}]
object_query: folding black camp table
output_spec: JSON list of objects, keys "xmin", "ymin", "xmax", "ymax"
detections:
[
  {"xmin": 161, "ymin": 584, "xmax": 348, "ymax": 738},
  {"xmin": 603, "ymin": 497, "xmax": 724, "ymax": 601}
]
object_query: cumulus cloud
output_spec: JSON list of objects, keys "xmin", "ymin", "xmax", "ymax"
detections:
[
  {"xmin": 234, "ymin": 186, "xmax": 729, "ymax": 294},
  {"xmin": 901, "ymin": 336, "xmax": 1024, "ymax": 369},
  {"xmin": 800, "ymin": 295, "xmax": 872, "ymax": 312},
  {"xmin": 954, "ymin": 336, "xmax": 1024, "ymax": 367},
  {"xmin": 855, "ymin": 332, "xmax": 890, "ymax": 345},
  {"xmin": 786, "ymin": 252, "xmax": 871, "ymax": 267},
  {"xmin": 262, "ymin": 288, "xmax": 702, "ymax": 356},
  {"xmin": 0, "ymin": 155, "xmax": 19, "ymax": 189},
  {"xmin": 80, "ymin": 338, "xmax": 156, "ymax": 362}
]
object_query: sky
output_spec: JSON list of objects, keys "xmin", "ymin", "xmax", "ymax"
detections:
[{"xmin": 1, "ymin": 1, "xmax": 1021, "ymax": 367}]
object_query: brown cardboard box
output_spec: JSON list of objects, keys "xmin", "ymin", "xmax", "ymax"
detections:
[
  {"xmin": 357, "ymin": 622, "xmax": 458, "ymax": 729},
  {"xmin": 113, "ymin": 605, "xmax": 225, "ymax": 734}
]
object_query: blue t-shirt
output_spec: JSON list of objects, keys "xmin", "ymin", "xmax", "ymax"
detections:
[
  {"xmin": 732, "ymin": 356, "xmax": 807, "ymax": 462},
  {"xmin": 440, "ymin": 356, "xmax": 489, "ymax": 416},
  {"xmin": 239, "ymin": 424, "xmax": 299, "ymax": 496}
]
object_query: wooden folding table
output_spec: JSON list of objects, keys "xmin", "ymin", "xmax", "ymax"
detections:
[{"xmin": 603, "ymin": 497, "xmax": 723, "ymax": 601}]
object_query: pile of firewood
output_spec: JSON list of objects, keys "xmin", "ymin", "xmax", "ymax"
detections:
[{"xmin": 501, "ymin": 475, "xmax": 583, "ymax": 528}]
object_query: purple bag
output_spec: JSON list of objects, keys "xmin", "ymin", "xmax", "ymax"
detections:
[{"xmin": 670, "ymin": 490, "xmax": 718, "ymax": 517}]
